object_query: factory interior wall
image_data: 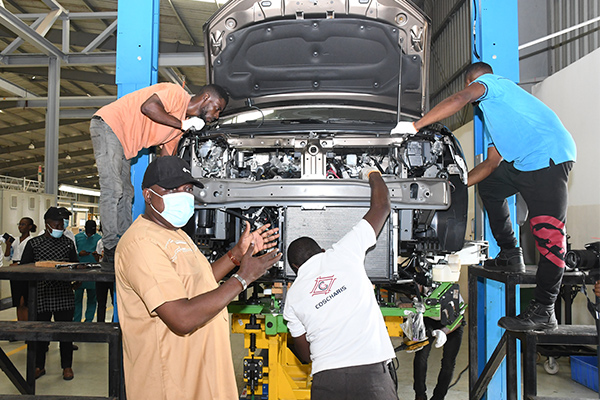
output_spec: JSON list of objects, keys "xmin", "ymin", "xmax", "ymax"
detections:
[
  {"xmin": 531, "ymin": 47, "xmax": 600, "ymax": 325},
  {"xmin": 453, "ymin": 121, "xmax": 475, "ymax": 305}
]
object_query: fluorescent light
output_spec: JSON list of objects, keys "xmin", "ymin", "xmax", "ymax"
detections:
[
  {"xmin": 59, "ymin": 184, "xmax": 100, "ymax": 197},
  {"xmin": 72, "ymin": 207, "xmax": 89, "ymax": 212}
]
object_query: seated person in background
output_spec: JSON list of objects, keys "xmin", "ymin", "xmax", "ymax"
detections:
[
  {"xmin": 20, "ymin": 207, "xmax": 78, "ymax": 381},
  {"xmin": 283, "ymin": 168, "xmax": 398, "ymax": 400},
  {"xmin": 73, "ymin": 220, "xmax": 101, "ymax": 322}
]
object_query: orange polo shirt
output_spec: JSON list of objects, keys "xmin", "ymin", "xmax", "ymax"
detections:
[
  {"xmin": 115, "ymin": 216, "xmax": 238, "ymax": 400},
  {"xmin": 95, "ymin": 83, "xmax": 192, "ymax": 159}
]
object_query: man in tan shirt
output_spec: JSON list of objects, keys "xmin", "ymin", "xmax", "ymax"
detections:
[
  {"xmin": 116, "ymin": 156, "xmax": 282, "ymax": 400},
  {"xmin": 90, "ymin": 83, "xmax": 228, "ymax": 262}
]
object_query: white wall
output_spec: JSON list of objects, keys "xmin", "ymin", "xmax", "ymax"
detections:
[
  {"xmin": 0, "ymin": 189, "xmax": 56, "ymax": 298},
  {"xmin": 531, "ymin": 48, "xmax": 600, "ymax": 325},
  {"xmin": 531, "ymin": 47, "xmax": 600, "ymax": 250}
]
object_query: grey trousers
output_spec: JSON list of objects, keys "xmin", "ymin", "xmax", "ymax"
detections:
[
  {"xmin": 89, "ymin": 117, "xmax": 134, "ymax": 250},
  {"xmin": 311, "ymin": 361, "xmax": 398, "ymax": 400}
]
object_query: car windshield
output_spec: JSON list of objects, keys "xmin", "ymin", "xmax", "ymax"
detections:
[{"xmin": 219, "ymin": 105, "xmax": 397, "ymax": 126}]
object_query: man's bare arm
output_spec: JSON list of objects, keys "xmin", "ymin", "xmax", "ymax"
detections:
[
  {"xmin": 155, "ymin": 244, "xmax": 282, "ymax": 335},
  {"xmin": 291, "ymin": 333, "xmax": 311, "ymax": 364},
  {"xmin": 414, "ymin": 83, "xmax": 486, "ymax": 130},
  {"xmin": 140, "ymin": 94, "xmax": 184, "ymax": 130},
  {"xmin": 363, "ymin": 172, "xmax": 391, "ymax": 236},
  {"xmin": 467, "ymin": 146, "xmax": 502, "ymax": 187}
]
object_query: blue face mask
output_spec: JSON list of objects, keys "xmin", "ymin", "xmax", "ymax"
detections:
[
  {"xmin": 64, "ymin": 219, "xmax": 70, "ymax": 228},
  {"xmin": 47, "ymin": 224, "xmax": 64, "ymax": 239},
  {"xmin": 149, "ymin": 189, "xmax": 195, "ymax": 228}
]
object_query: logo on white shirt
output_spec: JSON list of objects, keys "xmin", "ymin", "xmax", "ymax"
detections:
[{"xmin": 310, "ymin": 275, "xmax": 336, "ymax": 296}]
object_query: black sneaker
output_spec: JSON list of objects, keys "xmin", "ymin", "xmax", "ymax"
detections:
[
  {"xmin": 498, "ymin": 300, "xmax": 558, "ymax": 332},
  {"xmin": 483, "ymin": 247, "xmax": 525, "ymax": 273}
]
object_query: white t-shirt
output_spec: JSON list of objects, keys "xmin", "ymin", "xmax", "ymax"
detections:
[
  {"xmin": 11, "ymin": 236, "xmax": 33, "ymax": 263},
  {"xmin": 96, "ymin": 239, "xmax": 104, "ymax": 261},
  {"xmin": 64, "ymin": 229, "xmax": 77, "ymax": 250},
  {"xmin": 283, "ymin": 219, "xmax": 395, "ymax": 374}
]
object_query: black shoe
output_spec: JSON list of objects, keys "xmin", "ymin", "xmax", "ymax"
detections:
[
  {"xmin": 483, "ymin": 247, "xmax": 525, "ymax": 273},
  {"xmin": 498, "ymin": 300, "xmax": 558, "ymax": 332},
  {"xmin": 72, "ymin": 344, "xmax": 78, "ymax": 351}
]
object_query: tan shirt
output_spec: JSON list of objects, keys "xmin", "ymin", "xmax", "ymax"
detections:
[
  {"xmin": 96, "ymin": 83, "xmax": 192, "ymax": 159},
  {"xmin": 115, "ymin": 216, "xmax": 238, "ymax": 400}
]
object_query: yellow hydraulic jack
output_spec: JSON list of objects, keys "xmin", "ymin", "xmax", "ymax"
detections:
[
  {"xmin": 229, "ymin": 302, "xmax": 424, "ymax": 400},
  {"xmin": 230, "ymin": 302, "xmax": 311, "ymax": 400}
]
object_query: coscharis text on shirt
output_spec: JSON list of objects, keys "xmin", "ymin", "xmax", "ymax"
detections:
[{"xmin": 314, "ymin": 286, "xmax": 347, "ymax": 310}]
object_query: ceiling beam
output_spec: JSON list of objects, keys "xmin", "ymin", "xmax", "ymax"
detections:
[
  {"xmin": 0, "ymin": 133, "xmax": 92, "ymax": 153},
  {"xmin": 82, "ymin": 19, "xmax": 117, "ymax": 53},
  {"xmin": 0, "ymin": 96, "xmax": 115, "ymax": 109},
  {"xmin": 165, "ymin": 0, "xmax": 196, "ymax": 46},
  {"xmin": 0, "ymin": 67, "xmax": 115, "ymax": 85},
  {"xmin": 0, "ymin": 52, "xmax": 204, "ymax": 67},
  {"xmin": 0, "ymin": 7, "xmax": 65, "ymax": 58},
  {"xmin": 0, "ymin": 75, "xmax": 40, "ymax": 96},
  {"xmin": 1, "ymin": 15, "xmax": 44, "ymax": 56},
  {"xmin": 0, "ymin": 118, "xmax": 87, "ymax": 137},
  {"xmin": 0, "ymin": 27, "xmax": 202, "ymax": 54},
  {"xmin": 0, "ymin": 147, "xmax": 95, "ymax": 170}
]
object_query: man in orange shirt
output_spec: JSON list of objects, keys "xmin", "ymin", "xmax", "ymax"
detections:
[{"xmin": 90, "ymin": 83, "xmax": 228, "ymax": 262}]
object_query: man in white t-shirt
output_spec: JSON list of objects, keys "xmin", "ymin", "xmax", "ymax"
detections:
[{"xmin": 283, "ymin": 168, "xmax": 398, "ymax": 400}]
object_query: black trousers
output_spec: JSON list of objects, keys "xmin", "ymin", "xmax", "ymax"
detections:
[
  {"xmin": 36, "ymin": 309, "xmax": 74, "ymax": 370},
  {"xmin": 96, "ymin": 282, "xmax": 114, "ymax": 323},
  {"xmin": 478, "ymin": 160, "xmax": 572, "ymax": 305},
  {"xmin": 311, "ymin": 361, "xmax": 398, "ymax": 400},
  {"xmin": 413, "ymin": 320, "xmax": 464, "ymax": 400}
]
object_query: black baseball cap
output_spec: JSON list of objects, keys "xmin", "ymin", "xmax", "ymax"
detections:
[
  {"xmin": 142, "ymin": 156, "xmax": 203, "ymax": 189},
  {"xmin": 57, "ymin": 207, "xmax": 72, "ymax": 218},
  {"xmin": 44, "ymin": 206, "xmax": 64, "ymax": 221}
]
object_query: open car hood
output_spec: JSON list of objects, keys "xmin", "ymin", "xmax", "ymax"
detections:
[{"xmin": 204, "ymin": 0, "xmax": 430, "ymax": 119}]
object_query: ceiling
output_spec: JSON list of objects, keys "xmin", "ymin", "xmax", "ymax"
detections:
[{"xmin": 0, "ymin": 0, "xmax": 223, "ymax": 190}]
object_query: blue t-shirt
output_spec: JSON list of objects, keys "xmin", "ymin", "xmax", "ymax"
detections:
[{"xmin": 472, "ymin": 74, "xmax": 576, "ymax": 171}]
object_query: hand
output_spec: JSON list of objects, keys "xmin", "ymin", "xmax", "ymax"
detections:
[
  {"xmin": 431, "ymin": 329, "xmax": 447, "ymax": 348},
  {"xmin": 359, "ymin": 166, "xmax": 381, "ymax": 180},
  {"xmin": 390, "ymin": 121, "xmax": 418, "ymax": 135},
  {"xmin": 79, "ymin": 250, "xmax": 90, "ymax": 256},
  {"xmin": 181, "ymin": 117, "xmax": 206, "ymax": 132},
  {"xmin": 233, "ymin": 221, "xmax": 280, "ymax": 259},
  {"xmin": 594, "ymin": 280, "xmax": 600, "ymax": 298},
  {"xmin": 2, "ymin": 233, "xmax": 14, "ymax": 244},
  {"xmin": 237, "ymin": 243, "xmax": 283, "ymax": 283}
]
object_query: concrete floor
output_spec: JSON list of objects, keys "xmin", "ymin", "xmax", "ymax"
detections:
[{"xmin": 0, "ymin": 302, "xmax": 596, "ymax": 399}]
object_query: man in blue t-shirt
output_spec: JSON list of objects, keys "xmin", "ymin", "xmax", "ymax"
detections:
[
  {"xmin": 391, "ymin": 62, "xmax": 576, "ymax": 332},
  {"xmin": 74, "ymin": 220, "xmax": 101, "ymax": 322}
]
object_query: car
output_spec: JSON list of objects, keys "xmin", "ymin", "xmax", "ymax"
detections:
[{"xmin": 177, "ymin": 0, "xmax": 469, "ymax": 287}]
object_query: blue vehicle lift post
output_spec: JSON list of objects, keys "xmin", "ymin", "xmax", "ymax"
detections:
[
  {"xmin": 112, "ymin": 0, "xmax": 160, "ymax": 321},
  {"xmin": 470, "ymin": 1, "xmax": 520, "ymax": 399}
]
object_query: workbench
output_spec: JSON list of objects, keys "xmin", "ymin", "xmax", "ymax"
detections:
[
  {"xmin": 0, "ymin": 264, "xmax": 120, "ymax": 400},
  {"xmin": 468, "ymin": 264, "xmax": 599, "ymax": 400}
]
